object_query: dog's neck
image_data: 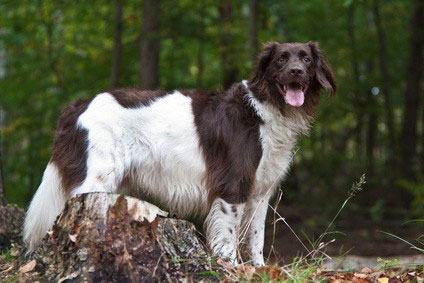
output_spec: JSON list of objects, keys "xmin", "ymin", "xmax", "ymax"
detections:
[{"xmin": 242, "ymin": 80, "xmax": 312, "ymax": 136}]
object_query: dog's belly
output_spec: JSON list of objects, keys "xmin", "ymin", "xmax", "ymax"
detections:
[{"xmin": 78, "ymin": 91, "xmax": 208, "ymax": 217}]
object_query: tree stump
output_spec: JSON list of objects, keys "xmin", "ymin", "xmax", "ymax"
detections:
[
  {"xmin": 34, "ymin": 193, "xmax": 213, "ymax": 282},
  {"xmin": 0, "ymin": 204, "xmax": 24, "ymax": 250}
]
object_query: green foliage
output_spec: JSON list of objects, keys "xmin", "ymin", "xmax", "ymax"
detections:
[
  {"xmin": 377, "ymin": 257, "xmax": 400, "ymax": 269},
  {"xmin": 0, "ymin": 249, "xmax": 14, "ymax": 263},
  {"xmin": 397, "ymin": 180, "xmax": 424, "ymax": 217}
]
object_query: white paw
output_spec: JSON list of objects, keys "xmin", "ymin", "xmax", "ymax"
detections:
[
  {"xmin": 213, "ymin": 242, "xmax": 237, "ymax": 265},
  {"xmin": 252, "ymin": 255, "xmax": 265, "ymax": 266}
]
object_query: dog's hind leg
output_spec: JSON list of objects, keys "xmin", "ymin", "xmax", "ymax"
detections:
[
  {"xmin": 71, "ymin": 148, "xmax": 125, "ymax": 197},
  {"xmin": 205, "ymin": 198, "xmax": 245, "ymax": 265}
]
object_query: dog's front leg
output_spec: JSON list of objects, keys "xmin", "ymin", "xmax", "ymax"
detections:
[
  {"xmin": 241, "ymin": 193, "xmax": 272, "ymax": 266},
  {"xmin": 205, "ymin": 198, "xmax": 245, "ymax": 265}
]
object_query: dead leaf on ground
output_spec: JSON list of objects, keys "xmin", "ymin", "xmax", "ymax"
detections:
[
  {"xmin": 0, "ymin": 264, "xmax": 14, "ymax": 273},
  {"xmin": 69, "ymin": 234, "xmax": 77, "ymax": 242},
  {"xmin": 19, "ymin": 260, "xmax": 36, "ymax": 273},
  {"xmin": 361, "ymin": 267, "xmax": 373, "ymax": 274},
  {"xmin": 353, "ymin": 272, "xmax": 368, "ymax": 279}
]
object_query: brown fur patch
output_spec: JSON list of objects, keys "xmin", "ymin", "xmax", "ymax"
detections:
[
  {"xmin": 51, "ymin": 99, "xmax": 92, "ymax": 195},
  {"xmin": 109, "ymin": 88, "xmax": 166, "ymax": 108},
  {"xmin": 186, "ymin": 84, "xmax": 263, "ymax": 206}
]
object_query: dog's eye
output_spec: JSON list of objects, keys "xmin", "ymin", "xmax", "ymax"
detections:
[
  {"xmin": 277, "ymin": 57, "xmax": 286, "ymax": 63},
  {"xmin": 303, "ymin": 57, "xmax": 311, "ymax": 63}
]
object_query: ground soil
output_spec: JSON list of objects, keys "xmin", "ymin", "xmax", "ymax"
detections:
[{"xmin": 265, "ymin": 205, "xmax": 423, "ymax": 265}]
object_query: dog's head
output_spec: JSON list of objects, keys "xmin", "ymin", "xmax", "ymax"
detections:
[{"xmin": 249, "ymin": 42, "xmax": 336, "ymax": 114}]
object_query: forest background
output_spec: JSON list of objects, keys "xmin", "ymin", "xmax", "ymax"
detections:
[{"xmin": 0, "ymin": 0, "xmax": 423, "ymax": 258}]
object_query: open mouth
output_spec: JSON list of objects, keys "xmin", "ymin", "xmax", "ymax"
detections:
[{"xmin": 276, "ymin": 82, "xmax": 306, "ymax": 107}]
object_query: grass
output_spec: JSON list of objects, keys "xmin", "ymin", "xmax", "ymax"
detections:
[{"xmin": 380, "ymin": 222, "xmax": 424, "ymax": 254}]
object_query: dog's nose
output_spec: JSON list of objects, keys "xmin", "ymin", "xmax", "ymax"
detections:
[{"xmin": 290, "ymin": 68, "xmax": 304, "ymax": 76}]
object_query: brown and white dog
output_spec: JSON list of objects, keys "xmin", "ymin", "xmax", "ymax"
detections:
[{"xmin": 24, "ymin": 42, "xmax": 335, "ymax": 265}]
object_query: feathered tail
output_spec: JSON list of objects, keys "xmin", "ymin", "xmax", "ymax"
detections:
[{"xmin": 23, "ymin": 162, "xmax": 66, "ymax": 253}]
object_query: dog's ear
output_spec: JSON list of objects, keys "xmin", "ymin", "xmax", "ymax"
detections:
[
  {"xmin": 254, "ymin": 41, "xmax": 279, "ymax": 80},
  {"xmin": 308, "ymin": 42, "xmax": 336, "ymax": 96}
]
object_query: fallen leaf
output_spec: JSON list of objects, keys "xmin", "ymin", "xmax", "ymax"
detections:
[
  {"xmin": 58, "ymin": 271, "xmax": 80, "ymax": 283},
  {"xmin": 69, "ymin": 234, "xmax": 77, "ymax": 242},
  {"xmin": 0, "ymin": 265, "xmax": 13, "ymax": 273},
  {"xmin": 361, "ymin": 267, "xmax": 373, "ymax": 274},
  {"xmin": 19, "ymin": 260, "xmax": 36, "ymax": 273},
  {"xmin": 10, "ymin": 248, "xmax": 19, "ymax": 257},
  {"xmin": 377, "ymin": 278, "xmax": 388, "ymax": 283},
  {"xmin": 352, "ymin": 277, "xmax": 368, "ymax": 283},
  {"xmin": 354, "ymin": 273, "xmax": 368, "ymax": 279}
]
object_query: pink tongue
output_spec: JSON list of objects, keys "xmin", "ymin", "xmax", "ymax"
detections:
[{"xmin": 285, "ymin": 88, "xmax": 304, "ymax": 107}]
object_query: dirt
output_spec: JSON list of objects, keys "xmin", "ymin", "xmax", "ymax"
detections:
[{"xmin": 264, "ymin": 205, "xmax": 423, "ymax": 267}]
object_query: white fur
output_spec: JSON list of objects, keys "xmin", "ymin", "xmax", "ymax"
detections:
[
  {"xmin": 74, "ymin": 91, "xmax": 208, "ymax": 217},
  {"xmin": 205, "ymin": 198, "xmax": 245, "ymax": 265},
  {"xmin": 241, "ymin": 193, "xmax": 273, "ymax": 265},
  {"xmin": 23, "ymin": 163, "xmax": 66, "ymax": 252}
]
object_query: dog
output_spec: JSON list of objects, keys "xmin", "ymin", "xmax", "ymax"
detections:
[{"xmin": 23, "ymin": 41, "xmax": 335, "ymax": 265}]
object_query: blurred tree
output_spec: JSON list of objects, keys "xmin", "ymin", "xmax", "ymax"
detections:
[
  {"xmin": 365, "ymin": 6, "xmax": 378, "ymax": 179},
  {"xmin": 400, "ymin": 0, "xmax": 424, "ymax": 182},
  {"xmin": 249, "ymin": 0, "xmax": 259, "ymax": 60},
  {"xmin": 347, "ymin": 0, "xmax": 364, "ymax": 157},
  {"xmin": 196, "ymin": 1, "xmax": 205, "ymax": 88},
  {"xmin": 0, "ymin": 147, "xmax": 5, "ymax": 205},
  {"xmin": 372, "ymin": 0, "xmax": 395, "ymax": 167},
  {"xmin": 365, "ymin": 64, "xmax": 377, "ymax": 177},
  {"xmin": 219, "ymin": 0, "xmax": 238, "ymax": 89},
  {"xmin": 110, "ymin": 0, "xmax": 123, "ymax": 88},
  {"xmin": 140, "ymin": 0, "xmax": 160, "ymax": 89}
]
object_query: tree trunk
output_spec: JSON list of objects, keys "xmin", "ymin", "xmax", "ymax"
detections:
[
  {"xmin": 400, "ymin": 0, "xmax": 424, "ymax": 181},
  {"xmin": 110, "ymin": 0, "xmax": 123, "ymax": 88},
  {"xmin": 196, "ymin": 1, "xmax": 205, "ymax": 88},
  {"xmin": 0, "ymin": 147, "xmax": 5, "ymax": 206},
  {"xmin": 33, "ymin": 193, "xmax": 212, "ymax": 282},
  {"xmin": 348, "ymin": 0, "xmax": 364, "ymax": 158},
  {"xmin": 0, "ymin": 115, "xmax": 21, "ymax": 252},
  {"xmin": 249, "ymin": 0, "xmax": 259, "ymax": 60},
  {"xmin": 366, "ymin": 86, "xmax": 377, "ymax": 177},
  {"xmin": 219, "ymin": 0, "xmax": 238, "ymax": 89},
  {"xmin": 140, "ymin": 0, "xmax": 160, "ymax": 90},
  {"xmin": 365, "ymin": 9, "xmax": 378, "ymax": 179},
  {"xmin": 372, "ymin": 0, "xmax": 396, "ymax": 161},
  {"xmin": 0, "ymin": 204, "xmax": 24, "ymax": 249},
  {"xmin": 422, "ymin": 105, "xmax": 424, "ymax": 170}
]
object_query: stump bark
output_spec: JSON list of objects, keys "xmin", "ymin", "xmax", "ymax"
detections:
[
  {"xmin": 34, "ymin": 193, "xmax": 213, "ymax": 282},
  {"xmin": 0, "ymin": 204, "xmax": 24, "ymax": 250}
]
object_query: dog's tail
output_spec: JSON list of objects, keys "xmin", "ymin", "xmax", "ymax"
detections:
[{"xmin": 23, "ymin": 162, "xmax": 66, "ymax": 253}]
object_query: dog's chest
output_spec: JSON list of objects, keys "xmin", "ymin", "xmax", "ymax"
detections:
[{"xmin": 253, "ymin": 107, "xmax": 310, "ymax": 195}]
